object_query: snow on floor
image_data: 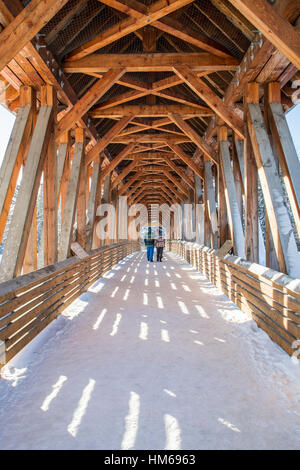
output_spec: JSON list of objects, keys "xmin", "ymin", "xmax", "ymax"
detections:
[{"xmin": 0, "ymin": 250, "xmax": 299, "ymax": 450}]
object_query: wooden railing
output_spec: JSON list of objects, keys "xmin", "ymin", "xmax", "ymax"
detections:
[
  {"xmin": 167, "ymin": 241, "xmax": 300, "ymax": 356},
  {"xmin": 0, "ymin": 241, "xmax": 140, "ymax": 368}
]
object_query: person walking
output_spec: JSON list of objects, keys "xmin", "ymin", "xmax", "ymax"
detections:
[
  {"xmin": 155, "ymin": 229, "xmax": 165, "ymax": 262},
  {"xmin": 144, "ymin": 227, "xmax": 155, "ymax": 262}
]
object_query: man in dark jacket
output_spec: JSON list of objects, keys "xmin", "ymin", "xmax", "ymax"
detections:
[
  {"xmin": 155, "ymin": 229, "xmax": 165, "ymax": 262},
  {"xmin": 144, "ymin": 227, "xmax": 155, "ymax": 262}
]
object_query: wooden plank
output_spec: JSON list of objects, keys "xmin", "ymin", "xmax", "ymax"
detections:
[
  {"xmin": 0, "ymin": 86, "xmax": 34, "ymax": 244},
  {"xmin": 64, "ymin": 53, "xmax": 239, "ymax": 73},
  {"xmin": 173, "ymin": 66, "xmax": 245, "ymax": 139},
  {"xmin": 0, "ymin": 0, "xmax": 68, "ymax": 71},
  {"xmin": 56, "ymin": 68, "xmax": 125, "ymax": 139},
  {"xmin": 227, "ymin": 0, "xmax": 300, "ymax": 70},
  {"xmin": 71, "ymin": 242, "xmax": 89, "ymax": 259},
  {"xmin": 86, "ymin": 115, "xmax": 134, "ymax": 165},
  {"xmin": 58, "ymin": 130, "xmax": 85, "ymax": 261},
  {"xmin": 247, "ymin": 99, "xmax": 299, "ymax": 276}
]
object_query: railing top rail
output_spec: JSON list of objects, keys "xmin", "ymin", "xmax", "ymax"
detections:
[
  {"xmin": 0, "ymin": 241, "xmax": 133, "ymax": 301},
  {"xmin": 173, "ymin": 240, "xmax": 300, "ymax": 298}
]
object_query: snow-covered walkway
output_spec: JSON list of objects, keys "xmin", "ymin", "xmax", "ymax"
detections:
[{"xmin": 0, "ymin": 250, "xmax": 299, "ymax": 450}]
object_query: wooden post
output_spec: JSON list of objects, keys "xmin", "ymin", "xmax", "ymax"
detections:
[
  {"xmin": 0, "ymin": 85, "xmax": 54, "ymax": 281},
  {"xmin": 56, "ymin": 132, "xmax": 70, "ymax": 205},
  {"xmin": 217, "ymin": 165, "xmax": 228, "ymax": 248},
  {"xmin": 0, "ymin": 86, "xmax": 35, "ymax": 245},
  {"xmin": 204, "ymin": 160, "xmax": 218, "ymax": 249},
  {"xmin": 58, "ymin": 128, "xmax": 85, "ymax": 261},
  {"xmin": 267, "ymin": 82, "xmax": 300, "ymax": 238},
  {"xmin": 194, "ymin": 174, "xmax": 204, "ymax": 245},
  {"xmin": 244, "ymin": 85, "xmax": 259, "ymax": 263},
  {"xmin": 247, "ymin": 82, "xmax": 299, "ymax": 276},
  {"xmin": 76, "ymin": 159, "xmax": 87, "ymax": 248},
  {"xmin": 23, "ymin": 206, "xmax": 38, "ymax": 274},
  {"xmin": 219, "ymin": 125, "xmax": 245, "ymax": 258},
  {"xmin": 86, "ymin": 161, "xmax": 101, "ymax": 251},
  {"xmin": 44, "ymin": 108, "xmax": 58, "ymax": 267}
]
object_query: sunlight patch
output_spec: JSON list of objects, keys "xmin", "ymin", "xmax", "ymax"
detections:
[
  {"xmin": 41, "ymin": 375, "xmax": 67, "ymax": 412},
  {"xmin": 164, "ymin": 414, "xmax": 181, "ymax": 450},
  {"xmin": 68, "ymin": 379, "xmax": 95, "ymax": 437},
  {"xmin": 121, "ymin": 392, "xmax": 140, "ymax": 450}
]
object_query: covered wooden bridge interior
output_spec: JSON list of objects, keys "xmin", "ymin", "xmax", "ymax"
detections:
[{"xmin": 0, "ymin": 0, "xmax": 300, "ymax": 369}]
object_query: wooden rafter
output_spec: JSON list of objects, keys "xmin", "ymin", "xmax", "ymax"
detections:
[
  {"xmin": 227, "ymin": 0, "xmax": 300, "ymax": 70},
  {"xmin": 64, "ymin": 53, "xmax": 238, "ymax": 73},
  {"xmin": 173, "ymin": 66, "xmax": 245, "ymax": 138},
  {"xmin": 169, "ymin": 114, "xmax": 219, "ymax": 164},
  {"xmin": 56, "ymin": 68, "xmax": 125, "ymax": 139},
  {"xmin": 67, "ymin": 0, "xmax": 195, "ymax": 61},
  {"xmin": 86, "ymin": 115, "xmax": 134, "ymax": 165},
  {"xmin": 0, "ymin": 0, "xmax": 69, "ymax": 71},
  {"xmin": 90, "ymin": 104, "xmax": 214, "ymax": 118}
]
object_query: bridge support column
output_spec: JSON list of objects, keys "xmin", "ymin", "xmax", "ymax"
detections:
[
  {"xmin": 58, "ymin": 128, "xmax": 85, "ymax": 261},
  {"xmin": 194, "ymin": 174, "xmax": 204, "ymax": 245},
  {"xmin": 219, "ymin": 125, "xmax": 245, "ymax": 258},
  {"xmin": 0, "ymin": 85, "xmax": 55, "ymax": 281},
  {"xmin": 247, "ymin": 82, "xmax": 299, "ymax": 276}
]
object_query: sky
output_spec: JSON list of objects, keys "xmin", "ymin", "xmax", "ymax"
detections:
[{"xmin": 0, "ymin": 102, "xmax": 300, "ymax": 165}]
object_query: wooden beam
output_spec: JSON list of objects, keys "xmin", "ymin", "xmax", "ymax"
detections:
[
  {"xmin": 97, "ymin": 0, "xmax": 232, "ymax": 58},
  {"xmin": 44, "ymin": 129, "xmax": 58, "ymax": 266},
  {"xmin": 86, "ymin": 115, "xmax": 134, "ymax": 165},
  {"xmin": 117, "ymin": 171, "xmax": 142, "ymax": 196},
  {"xmin": 86, "ymin": 161, "xmax": 101, "ymax": 251},
  {"xmin": 112, "ymin": 133, "xmax": 190, "ymax": 144},
  {"xmin": 267, "ymin": 82, "xmax": 300, "ymax": 237},
  {"xmin": 111, "ymin": 159, "xmax": 138, "ymax": 189},
  {"xmin": 0, "ymin": 86, "xmax": 34, "ymax": 245},
  {"xmin": 227, "ymin": 0, "xmax": 300, "ymax": 70},
  {"xmin": 101, "ymin": 143, "xmax": 136, "ymax": 180},
  {"xmin": 169, "ymin": 114, "xmax": 219, "ymax": 164},
  {"xmin": 45, "ymin": 0, "xmax": 88, "ymax": 44},
  {"xmin": 153, "ymin": 17, "xmax": 232, "ymax": 58},
  {"xmin": 56, "ymin": 68, "xmax": 125, "ymax": 139},
  {"xmin": 0, "ymin": 85, "xmax": 54, "ymax": 281},
  {"xmin": 173, "ymin": 66, "xmax": 245, "ymax": 139},
  {"xmin": 210, "ymin": 0, "xmax": 255, "ymax": 41},
  {"xmin": 247, "ymin": 91, "xmax": 299, "ymax": 275},
  {"xmin": 0, "ymin": 0, "xmax": 68, "ymax": 72},
  {"xmin": 219, "ymin": 128, "xmax": 245, "ymax": 258},
  {"xmin": 204, "ymin": 161, "xmax": 218, "ymax": 249},
  {"xmin": 166, "ymin": 143, "xmax": 204, "ymax": 180},
  {"xmin": 58, "ymin": 129, "xmax": 85, "ymax": 261},
  {"xmin": 76, "ymin": 158, "xmax": 87, "ymax": 249},
  {"xmin": 90, "ymin": 104, "xmax": 213, "ymax": 118},
  {"xmin": 67, "ymin": 0, "xmax": 194, "ymax": 60},
  {"xmin": 64, "ymin": 53, "xmax": 239, "ymax": 73}
]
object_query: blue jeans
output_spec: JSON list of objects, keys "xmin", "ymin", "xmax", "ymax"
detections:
[{"xmin": 147, "ymin": 246, "xmax": 154, "ymax": 261}]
